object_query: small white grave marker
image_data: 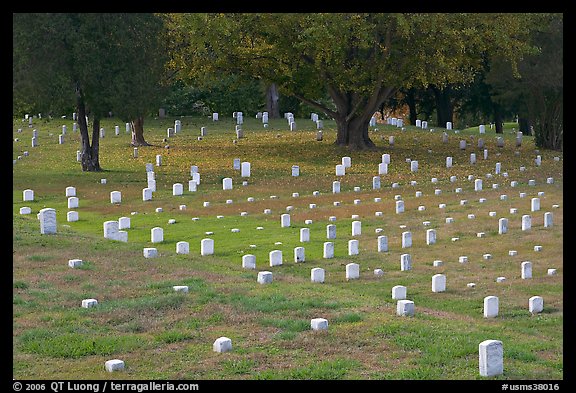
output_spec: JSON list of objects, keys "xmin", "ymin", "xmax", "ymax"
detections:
[
  {"xmin": 257, "ymin": 271, "xmax": 273, "ymax": 284},
  {"xmin": 311, "ymin": 318, "xmax": 328, "ymax": 331},
  {"xmin": 82, "ymin": 298, "xmax": 98, "ymax": 308},
  {"xmin": 396, "ymin": 300, "xmax": 415, "ymax": 316},
  {"xmin": 68, "ymin": 259, "xmax": 83, "ymax": 268},
  {"xmin": 105, "ymin": 359, "xmax": 125, "ymax": 372},
  {"xmin": 213, "ymin": 337, "xmax": 232, "ymax": 353}
]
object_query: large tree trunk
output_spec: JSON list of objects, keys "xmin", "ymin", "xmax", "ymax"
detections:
[
  {"xmin": 292, "ymin": 85, "xmax": 395, "ymax": 150},
  {"xmin": 533, "ymin": 92, "xmax": 563, "ymax": 150},
  {"xmin": 334, "ymin": 115, "xmax": 374, "ymax": 149},
  {"xmin": 131, "ymin": 116, "xmax": 151, "ymax": 146},
  {"xmin": 406, "ymin": 88, "xmax": 418, "ymax": 125},
  {"xmin": 266, "ymin": 83, "xmax": 280, "ymax": 119},
  {"xmin": 431, "ymin": 85, "xmax": 453, "ymax": 127},
  {"xmin": 76, "ymin": 85, "xmax": 102, "ymax": 172},
  {"xmin": 518, "ymin": 117, "xmax": 532, "ymax": 136},
  {"xmin": 494, "ymin": 104, "xmax": 503, "ymax": 134}
]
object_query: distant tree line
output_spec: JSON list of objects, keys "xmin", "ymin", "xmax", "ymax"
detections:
[{"xmin": 13, "ymin": 13, "xmax": 562, "ymax": 172}]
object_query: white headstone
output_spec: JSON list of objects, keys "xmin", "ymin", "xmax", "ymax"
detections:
[
  {"xmin": 23, "ymin": 189, "xmax": 34, "ymax": 202},
  {"xmin": 269, "ymin": 250, "xmax": 283, "ymax": 266},
  {"xmin": 257, "ymin": 271, "xmax": 273, "ymax": 284},
  {"xmin": 479, "ymin": 340, "xmax": 503, "ymax": 377},
  {"xmin": 348, "ymin": 240, "xmax": 359, "ymax": 256},
  {"xmin": 82, "ymin": 299, "xmax": 98, "ymax": 308},
  {"xmin": 521, "ymin": 215, "xmax": 531, "ymax": 231},
  {"xmin": 143, "ymin": 247, "xmax": 158, "ymax": 258},
  {"xmin": 352, "ymin": 221, "xmax": 361, "ymax": 236},
  {"xmin": 110, "ymin": 191, "xmax": 121, "ymax": 204},
  {"xmin": 377, "ymin": 235, "xmax": 388, "ymax": 252},
  {"xmin": 65, "ymin": 196, "xmax": 79, "ymax": 209},
  {"xmin": 498, "ymin": 218, "xmax": 508, "ymax": 234},
  {"xmin": 396, "ymin": 300, "xmax": 415, "ymax": 316},
  {"xmin": 346, "ymin": 263, "xmax": 360, "ymax": 280},
  {"xmin": 311, "ymin": 318, "xmax": 329, "ymax": 331},
  {"xmin": 38, "ymin": 208, "xmax": 57, "ymax": 234},
  {"xmin": 544, "ymin": 212, "xmax": 553, "ymax": 228},
  {"xmin": 241, "ymin": 162, "xmax": 251, "ymax": 177},
  {"xmin": 432, "ymin": 274, "xmax": 446, "ymax": 293},
  {"xmin": 173, "ymin": 183, "xmax": 183, "ymax": 196},
  {"xmin": 242, "ymin": 254, "xmax": 256, "ymax": 269},
  {"xmin": 68, "ymin": 258, "xmax": 83, "ymax": 268},
  {"xmin": 426, "ymin": 229, "xmax": 436, "ymax": 245},
  {"xmin": 66, "ymin": 211, "xmax": 78, "ymax": 222},
  {"xmin": 531, "ymin": 198, "xmax": 540, "ymax": 212},
  {"xmin": 474, "ymin": 179, "xmax": 482, "ymax": 192},
  {"xmin": 326, "ymin": 224, "xmax": 336, "ymax": 239},
  {"xmin": 142, "ymin": 188, "xmax": 153, "ymax": 201},
  {"xmin": 311, "ymin": 267, "xmax": 325, "ymax": 283},
  {"xmin": 300, "ymin": 228, "xmax": 310, "ymax": 242},
  {"xmin": 323, "ymin": 242, "xmax": 334, "ymax": 259},
  {"xmin": 332, "ymin": 181, "xmax": 341, "ymax": 194},
  {"xmin": 529, "ymin": 296, "xmax": 543, "ymax": 314},
  {"xmin": 213, "ymin": 337, "xmax": 232, "ymax": 353},
  {"xmin": 201, "ymin": 238, "xmax": 214, "ymax": 256},
  {"xmin": 150, "ymin": 227, "xmax": 163, "ymax": 243},
  {"xmin": 280, "ymin": 213, "xmax": 291, "ymax": 228},
  {"xmin": 521, "ymin": 261, "xmax": 532, "ymax": 279},
  {"xmin": 401, "ymin": 231, "xmax": 412, "ymax": 248},
  {"xmin": 294, "ymin": 247, "xmax": 305, "ymax": 263},
  {"xmin": 484, "ymin": 296, "xmax": 499, "ymax": 318},
  {"xmin": 173, "ymin": 241, "xmax": 189, "ymax": 255},
  {"xmin": 400, "ymin": 253, "xmax": 412, "ymax": 271},
  {"xmin": 188, "ymin": 174, "xmax": 200, "ymax": 189},
  {"xmin": 392, "ymin": 285, "xmax": 407, "ymax": 300}
]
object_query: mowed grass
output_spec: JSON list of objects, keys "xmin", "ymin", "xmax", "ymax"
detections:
[{"xmin": 13, "ymin": 115, "xmax": 563, "ymax": 380}]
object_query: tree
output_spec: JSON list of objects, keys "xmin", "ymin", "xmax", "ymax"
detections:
[
  {"xmin": 265, "ymin": 83, "xmax": 280, "ymax": 119},
  {"xmin": 486, "ymin": 14, "xmax": 562, "ymax": 149},
  {"xmin": 106, "ymin": 14, "xmax": 169, "ymax": 147},
  {"xmin": 13, "ymin": 13, "xmax": 168, "ymax": 170},
  {"xmin": 163, "ymin": 13, "xmax": 536, "ymax": 150}
]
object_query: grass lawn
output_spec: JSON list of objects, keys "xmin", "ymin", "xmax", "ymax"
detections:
[{"xmin": 13, "ymin": 114, "xmax": 563, "ymax": 380}]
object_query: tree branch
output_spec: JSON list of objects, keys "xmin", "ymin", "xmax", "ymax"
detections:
[{"xmin": 291, "ymin": 92, "xmax": 338, "ymax": 119}]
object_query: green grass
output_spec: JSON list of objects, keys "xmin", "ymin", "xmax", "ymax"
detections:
[{"xmin": 13, "ymin": 115, "xmax": 563, "ymax": 380}]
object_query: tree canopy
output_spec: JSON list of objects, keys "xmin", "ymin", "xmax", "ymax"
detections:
[
  {"xmin": 13, "ymin": 13, "xmax": 169, "ymax": 169},
  {"xmin": 163, "ymin": 13, "xmax": 537, "ymax": 149}
]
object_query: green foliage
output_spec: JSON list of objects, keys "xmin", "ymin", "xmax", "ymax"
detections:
[
  {"xmin": 162, "ymin": 76, "xmax": 265, "ymax": 116},
  {"xmin": 13, "ymin": 13, "xmax": 168, "ymax": 121}
]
